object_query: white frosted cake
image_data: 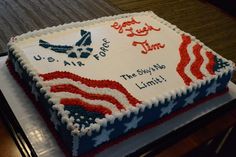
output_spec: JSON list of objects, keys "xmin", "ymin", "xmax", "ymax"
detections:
[{"xmin": 7, "ymin": 11, "xmax": 235, "ymax": 156}]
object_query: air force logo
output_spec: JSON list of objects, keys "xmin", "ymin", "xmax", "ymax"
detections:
[{"xmin": 39, "ymin": 29, "xmax": 93, "ymax": 58}]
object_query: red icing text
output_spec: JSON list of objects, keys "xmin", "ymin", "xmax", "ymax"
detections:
[
  {"xmin": 126, "ymin": 23, "xmax": 160, "ymax": 37},
  {"xmin": 111, "ymin": 17, "xmax": 165, "ymax": 54},
  {"xmin": 132, "ymin": 40, "xmax": 165, "ymax": 54},
  {"xmin": 111, "ymin": 17, "xmax": 141, "ymax": 33}
]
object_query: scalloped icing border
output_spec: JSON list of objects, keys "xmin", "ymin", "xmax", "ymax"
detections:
[{"xmin": 7, "ymin": 11, "xmax": 235, "ymax": 138}]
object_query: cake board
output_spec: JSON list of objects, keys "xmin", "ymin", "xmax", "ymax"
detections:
[{"xmin": 0, "ymin": 55, "xmax": 236, "ymax": 157}]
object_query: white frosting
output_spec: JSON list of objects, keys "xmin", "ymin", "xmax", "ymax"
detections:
[
  {"xmin": 11, "ymin": 12, "xmax": 185, "ymax": 101},
  {"xmin": 200, "ymin": 47, "xmax": 211, "ymax": 77},
  {"xmin": 8, "ymin": 11, "xmax": 235, "ymax": 137},
  {"xmin": 49, "ymin": 92, "xmax": 121, "ymax": 113},
  {"xmin": 185, "ymin": 42, "xmax": 197, "ymax": 81},
  {"xmin": 40, "ymin": 78, "xmax": 132, "ymax": 109}
]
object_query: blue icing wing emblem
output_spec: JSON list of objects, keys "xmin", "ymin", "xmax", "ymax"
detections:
[{"xmin": 39, "ymin": 29, "xmax": 93, "ymax": 58}]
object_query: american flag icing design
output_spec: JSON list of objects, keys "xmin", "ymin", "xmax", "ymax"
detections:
[
  {"xmin": 39, "ymin": 71, "xmax": 141, "ymax": 116},
  {"xmin": 177, "ymin": 34, "xmax": 218, "ymax": 86}
]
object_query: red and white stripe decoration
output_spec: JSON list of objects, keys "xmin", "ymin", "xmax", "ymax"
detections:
[
  {"xmin": 177, "ymin": 34, "xmax": 216, "ymax": 86},
  {"xmin": 39, "ymin": 71, "xmax": 141, "ymax": 115}
]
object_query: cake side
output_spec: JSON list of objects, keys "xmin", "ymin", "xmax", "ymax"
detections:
[
  {"xmin": 7, "ymin": 11, "xmax": 235, "ymax": 156},
  {"xmin": 6, "ymin": 55, "xmax": 233, "ymax": 156}
]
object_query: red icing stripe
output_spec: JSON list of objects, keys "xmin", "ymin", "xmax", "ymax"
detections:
[
  {"xmin": 51, "ymin": 84, "xmax": 126, "ymax": 110},
  {"xmin": 206, "ymin": 51, "xmax": 216, "ymax": 75},
  {"xmin": 176, "ymin": 34, "xmax": 192, "ymax": 86},
  {"xmin": 39, "ymin": 71, "xmax": 141, "ymax": 106},
  {"xmin": 61, "ymin": 98, "xmax": 112, "ymax": 115},
  {"xmin": 191, "ymin": 44, "xmax": 205, "ymax": 79}
]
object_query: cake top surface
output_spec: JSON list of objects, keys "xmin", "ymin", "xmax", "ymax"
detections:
[{"xmin": 9, "ymin": 11, "xmax": 235, "ymax": 136}]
